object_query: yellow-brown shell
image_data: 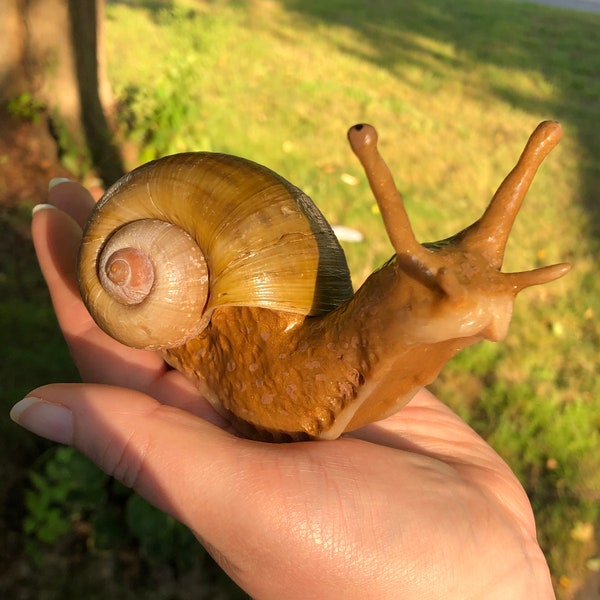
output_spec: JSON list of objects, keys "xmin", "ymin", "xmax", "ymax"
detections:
[{"xmin": 78, "ymin": 152, "xmax": 353, "ymax": 350}]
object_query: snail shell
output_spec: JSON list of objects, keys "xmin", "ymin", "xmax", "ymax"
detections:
[
  {"xmin": 78, "ymin": 122, "xmax": 570, "ymax": 441},
  {"xmin": 78, "ymin": 153, "xmax": 353, "ymax": 350}
]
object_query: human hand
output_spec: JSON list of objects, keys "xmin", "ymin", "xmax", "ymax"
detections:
[{"xmin": 11, "ymin": 180, "xmax": 556, "ymax": 599}]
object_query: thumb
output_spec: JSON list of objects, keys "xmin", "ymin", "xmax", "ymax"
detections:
[
  {"xmin": 10, "ymin": 384, "xmax": 251, "ymax": 565},
  {"xmin": 10, "ymin": 384, "xmax": 381, "ymax": 600}
]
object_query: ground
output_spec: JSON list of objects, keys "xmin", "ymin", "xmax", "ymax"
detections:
[{"xmin": 0, "ymin": 115, "xmax": 73, "ymax": 208}]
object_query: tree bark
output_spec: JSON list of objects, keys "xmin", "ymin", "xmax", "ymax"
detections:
[
  {"xmin": 0, "ymin": 0, "xmax": 124, "ymax": 185},
  {"xmin": 67, "ymin": 0, "xmax": 123, "ymax": 184}
]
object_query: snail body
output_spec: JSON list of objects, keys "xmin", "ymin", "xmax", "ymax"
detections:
[{"xmin": 78, "ymin": 122, "xmax": 570, "ymax": 440}]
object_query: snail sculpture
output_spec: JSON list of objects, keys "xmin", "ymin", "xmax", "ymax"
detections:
[{"xmin": 78, "ymin": 121, "xmax": 570, "ymax": 441}]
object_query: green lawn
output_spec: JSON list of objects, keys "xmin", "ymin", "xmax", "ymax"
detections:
[{"xmin": 2, "ymin": 0, "xmax": 598, "ymax": 597}]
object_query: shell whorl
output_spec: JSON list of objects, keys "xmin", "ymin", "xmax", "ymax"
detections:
[{"xmin": 78, "ymin": 152, "xmax": 353, "ymax": 350}]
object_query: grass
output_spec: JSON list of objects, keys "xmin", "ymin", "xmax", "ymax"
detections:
[{"xmin": 2, "ymin": 0, "xmax": 598, "ymax": 597}]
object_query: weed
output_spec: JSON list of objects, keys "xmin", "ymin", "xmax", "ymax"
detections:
[
  {"xmin": 7, "ymin": 93, "xmax": 46, "ymax": 123},
  {"xmin": 23, "ymin": 446, "xmax": 200, "ymax": 568}
]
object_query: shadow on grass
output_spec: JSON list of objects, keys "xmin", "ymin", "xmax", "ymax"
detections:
[{"xmin": 282, "ymin": 0, "xmax": 600, "ymax": 242}]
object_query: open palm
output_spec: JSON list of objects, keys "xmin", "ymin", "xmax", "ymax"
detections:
[{"xmin": 12, "ymin": 181, "xmax": 555, "ymax": 599}]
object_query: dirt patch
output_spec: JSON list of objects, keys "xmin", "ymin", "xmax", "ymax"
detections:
[{"xmin": 0, "ymin": 115, "xmax": 73, "ymax": 208}]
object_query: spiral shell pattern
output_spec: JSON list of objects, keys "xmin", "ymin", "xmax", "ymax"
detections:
[{"xmin": 78, "ymin": 152, "xmax": 353, "ymax": 350}]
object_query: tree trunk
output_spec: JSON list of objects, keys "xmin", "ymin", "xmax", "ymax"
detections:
[
  {"xmin": 0, "ymin": 0, "xmax": 124, "ymax": 186},
  {"xmin": 67, "ymin": 0, "xmax": 123, "ymax": 184}
]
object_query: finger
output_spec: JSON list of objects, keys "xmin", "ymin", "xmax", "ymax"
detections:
[
  {"xmin": 9, "ymin": 382, "xmax": 236, "ymax": 516},
  {"xmin": 32, "ymin": 187, "xmax": 167, "ymax": 389},
  {"xmin": 33, "ymin": 184, "xmax": 224, "ymax": 419},
  {"xmin": 10, "ymin": 384, "xmax": 268, "ymax": 588},
  {"xmin": 47, "ymin": 178, "xmax": 96, "ymax": 228}
]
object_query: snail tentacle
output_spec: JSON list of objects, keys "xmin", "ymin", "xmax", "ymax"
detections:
[
  {"xmin": 505, "ymin": 263, "xmax": 572, "ymax": 293},
  {"xmin": 347, "ymin": 124, "xmax": 434, "ymax": 268},
  {"xmin": 462, "ymin": 120, "xmax": 563, "ymax": 266}
]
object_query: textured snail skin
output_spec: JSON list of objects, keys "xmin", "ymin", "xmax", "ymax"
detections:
[{"xmin": 78, "ymin": 121, "xmax": 570, "ymax": 441}]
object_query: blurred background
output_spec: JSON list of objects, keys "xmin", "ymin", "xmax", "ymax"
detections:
[{"xmin": 0, "ymin": 0, "xmax": 598, "ymax": 598}]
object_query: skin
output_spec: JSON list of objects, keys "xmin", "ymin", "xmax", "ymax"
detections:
[{"xmin": 11, "ymin": 181, "xmax": 556, "ymax": 599}]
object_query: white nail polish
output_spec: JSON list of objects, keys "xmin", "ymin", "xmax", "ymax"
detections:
[
  {"xmin": 48, "ymin": 177, "xmax": 73, "ymax": 190},
  {"xmin": 10, "ymin": 396, "xmax": 43, "ymax": 423},
  {"xmin": 10, "ymin": 396, "xmax": 73, "ymax": 445},
  {"xmin": 32, "ymin": 203, "xmax": 58, "ymax": 217}
]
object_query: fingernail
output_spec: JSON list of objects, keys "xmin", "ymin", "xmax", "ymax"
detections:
[
  {"xmin": 32, "ymin": 203, "xmax": 58, "ymax": 217},
  {"xmin": 10, "ymin": 397, "xmax": 73, "ymax": 445},
  {"xmin": 48, "ymin": 177, "xmax": 73, "ymax": 190}
]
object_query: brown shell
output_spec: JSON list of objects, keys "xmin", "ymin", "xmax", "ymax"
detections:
[{"xmin": 78, "ymin": 152, "xmax": 354, "ymax": 349}]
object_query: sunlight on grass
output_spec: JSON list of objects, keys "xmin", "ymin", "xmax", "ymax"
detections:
[{"xmin": 101, "ymin": 0, "xmax": 600, "ymax": 595}]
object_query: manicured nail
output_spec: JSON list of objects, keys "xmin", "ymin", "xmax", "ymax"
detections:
[
  {"xmin": 10, "ymin": 397, "xmax": 73, "ymax": 445},
  {"xmin": 48, "ymin": 177, "xmax": 73, "ymax": 190},
  {"xmin": 32, "ymin": 203, "xmax": 58, "ymax": 217}
]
